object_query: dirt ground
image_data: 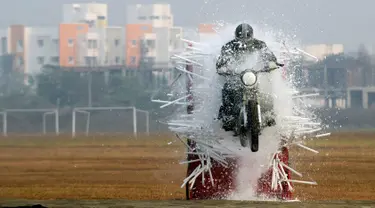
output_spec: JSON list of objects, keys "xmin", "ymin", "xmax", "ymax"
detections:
[{"xmin": 0, "ymin": 132, "xmax": 374, "ymax": 201}]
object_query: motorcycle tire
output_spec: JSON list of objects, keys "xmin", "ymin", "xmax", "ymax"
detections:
[
  {"xmin": 247, "ymin": 100, "xmax": 260, "ymax": 152},
  {"xmin": 236, "ymin": 108, "xmax": 248, "ymax": 147}
]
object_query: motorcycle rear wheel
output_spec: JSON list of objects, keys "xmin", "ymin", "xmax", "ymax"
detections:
[{"xmin": 236, "ymin": 107, "xmax": 248, "ymax": 147}]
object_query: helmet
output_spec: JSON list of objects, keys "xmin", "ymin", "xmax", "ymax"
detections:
[{"xmin": 235, "ymin": 23, "xmax": 254, "ymax": 40}]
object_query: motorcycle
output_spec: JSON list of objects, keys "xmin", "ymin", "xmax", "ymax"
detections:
[{"xmin": 219, "ymin": 62, "xmax": 283, "ymax": 152}]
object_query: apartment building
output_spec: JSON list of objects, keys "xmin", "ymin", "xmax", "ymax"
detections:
[
  {"xmin": 125, "ymin": 4, "xmax": 183, "ymax": 69},
  {"xmin": 125, "ymin": 24, "xmax": 153, "ymax": 68},
  {"xmin": 26, "ymin": 27, "xmax": 59, "ymax": 74},
  {"xmin": 60, "ymin": 25, "xmax": 125, "ymax": 68},
  {"xmin": 0, "ymin": 25, "xmax": 60, "ymax": 80},
  {"xmin": 142, "ymin": 26, "xmax": 183, "ymax": 68},
  {"xmin": 62, "ymin": 3, "xmax": 113, "ymax": 68},
  {"xmin": 7, "ymin": 25, "xmax": 27, "ymax": 73},
  {"xmin": 3, "ymin": 24, "xmax": 124, "ymax": 72},
  {"xmin": 304, "ymin": 44, "xmax": 344, "ymax": 60},
  {"xmin": 126, "ymin": 4, "xmax": 173, "ymax": 28},
  {"xmin": 77, "ymin": 26, "xmax": 125, "ymax": 67},
  {"xmin": 63, "ymin": 3, "xmax": 108, "ymax": 29},
  {"xmin": 59, "ymin": 23, "xmax": 89, "ymax": 67},
  {"xmin": 106, "ymin": 27, "xmax": 125, "ymax": 66},
  {"xmin": 125, "ymin": 24, "xmax": 183, "ymax": 69}
]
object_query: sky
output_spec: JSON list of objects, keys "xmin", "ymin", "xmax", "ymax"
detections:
[{"xmin": 0, "ymin": 0, "xmax": 374, "ymax": 51}]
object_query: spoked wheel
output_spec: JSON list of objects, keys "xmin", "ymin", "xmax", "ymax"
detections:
[{"xmin": 247, "ymin": 100, "xmax": 260, "ymax": 152}]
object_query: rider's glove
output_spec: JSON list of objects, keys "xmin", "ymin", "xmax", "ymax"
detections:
[{"xmin": 268, "ymin": 61, "xmax": 278, "ymax": 70}]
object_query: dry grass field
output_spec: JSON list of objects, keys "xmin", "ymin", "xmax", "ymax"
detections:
[{"xmin": 0, "ymin": 132, "xmax": 374, "ymax": 201}]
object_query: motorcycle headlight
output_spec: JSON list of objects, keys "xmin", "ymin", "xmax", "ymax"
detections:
[{"xmin": 241, "ymin": 71, "xmax": 257, "ymax": 86}]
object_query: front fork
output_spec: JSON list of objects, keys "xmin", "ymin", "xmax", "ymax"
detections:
[{"xmin": 242, "ymin": 92, "xmax": 262, "ymax": 126}]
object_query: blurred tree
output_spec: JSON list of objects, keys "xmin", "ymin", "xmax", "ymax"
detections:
[
  {"xmin": 36, "ymin": 65, "xmax": 88, "ymax": 107},
  {"xmin": 36, "ymin": 66, "xmax": 159, "ymax": 110}
]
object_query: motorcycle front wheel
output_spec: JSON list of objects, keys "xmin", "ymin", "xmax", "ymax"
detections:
[{"xmin": 247, "ymin": 100, "xmax": 260, "ymax": 152}]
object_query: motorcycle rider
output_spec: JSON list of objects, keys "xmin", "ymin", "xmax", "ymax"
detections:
[{"xmin": 216, "ymin": 23, "xmax": 283, "ymax": 133}]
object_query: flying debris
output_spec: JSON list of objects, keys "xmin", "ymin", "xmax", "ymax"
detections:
[{"xmin": 151, "ymin": 35, "xmax": 330, "ymax": 201}]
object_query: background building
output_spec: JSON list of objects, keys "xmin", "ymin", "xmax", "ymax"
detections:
[
  {"xmin": 125, "ymin": 4, "xmax": 183, "ymax": 69},
  {"xmin": 126, "ymin": 4, "xmax": 173, "ymax": 28},
  {"xmin": 8, "ymin": 25, "xmax": 27, "ymax": 74},
  {"xmin": 26, "ymin": 27, "xmax": 59, "ymax": 74},
  {"xmin": 59, "ymin": 23, "xmax": 89, "ymax": 67},
  {"xmin": 106, "ymin": 26, "xmax": 125, "ymax": 66},
  {"xmin": 304, "ymin": 44, "xmax": 344, "ymax": 60},
  {"xmin": 0, "ymin": 25, "xmax": 60, "ymax": 80},
  {"xmin": 125, "ymin": 24, "xmax": 153, "ymax": 68},
  {"xmin": 63, "ymin": 3, "xmax": 108, "ymax": 29}
]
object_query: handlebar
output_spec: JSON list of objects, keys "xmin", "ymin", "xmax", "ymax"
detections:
[
  {"xmin": 218, "ymin": 62, "xmax": 285, "ymax": 76},
  {"xmin": 256, "ymin": 62, "xmax": 284, "ymax": 73}
]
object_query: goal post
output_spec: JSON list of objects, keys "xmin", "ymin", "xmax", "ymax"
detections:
[
  {"xmin": 0, "ymin": 108, "xmax": 59, "ymax": 136},
  {"xmin": 71, "ymin": 106, "xmax": 150, "ymax": 138}
]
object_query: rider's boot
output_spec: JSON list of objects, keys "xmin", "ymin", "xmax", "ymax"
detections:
[
  {"xmin": 262, "ymin": 110, "xmax": 277, "ymax": 128},
  {"xmin": 222, "ymin": 115, "xmax": 235, "ymax": 131},
  {"xmin": 266, "ymin": 118, "xmax": 276, "ymax": 127}
]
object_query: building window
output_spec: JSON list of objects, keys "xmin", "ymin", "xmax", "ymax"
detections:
[
  {"xmin": 50, "ymin": 56, "xmax": 59, "ymax": 63},
  {"xmin": 17, "ymin": 56, "xmax": 24, "ymax": 66},
  {"xmin": 37, "ymin": 57, "xmax": 45, "ymax": 65},
  {"xmin": 73, "ymin": 5, "xmax": 81, "ymax": 13},
  {"xmin": 88, "ymin": 40, "xmax": 98, "ymax": 49},
  {"xmin": 150, "ymin": 16, "xmax": 160, "ymax": 20},
  {"xmin": 68, "ymin": 56, "xmax": 74, "ymax": 64},
  {"xmin": 86, "ymin": 20, "xmax": 95, "ymax": 28},
  {"xmin": 92, "ymin": 40, "xmax": 98, "ymax": 48},
  {"xmin": 68, "ymin": 38, "xmax": 74, "ymax": 47},
  {"xmin": 88, "ymin": 40, "xmax": 93, "ymax": 48},
  {"xmin": 148, "ymin": 57, "xmax": 155, "ymax": 64},
  {"xmin": 77, "ymin": 25, "xmax": 84, "ymax": 30},
  {"xmin": 115, "ymin": 56, "xmax": 120, "ymax": 64},
  {"xmin": 130, "ymin": 56, "xmax": 136, "ymax": 65},
  {"xmin": 37, "ymin": 39, "xmax": 44, "ymax": 48},
  {"xmin": 18, "ymin": 40, "xmax": 23, "ymax": 47},
  {"xmin": 17, "ymin": 40, "xmax": 23, "ymax": 52},
  {"xmin": 52, "ymin": 39, "xmax": 59, "ymax": 45},
  {"xmin": 138, "ymin": 16, "xmax": 147, "ymax": 20},
  {"xmin": 147, "ymin": 39, "xmax": 155, "ymax": 48},
  {"xmin": 141, "ymin": 26, "xmax": 149, "ymax": 31},
  {"xmin": 88, "ymin": 40, "xmax": 93, "ymax": 49},
  {"xmin": 114, "ymin": 39, "xmax": 120, "ymax": 47},
  {"xmin": 85, "ymin": 56, "xmax": 90, "ymax": 66},
  {"xmin": 92, "ymin": 57, "xmax": 98, "ymax": 65},
  {"xmin": 97, "ymin": 15, "xmax": 106, "ymax": 20},
  {"xmin": 131, "ymin": 40, "xmax": 137, "ymax": 46}
]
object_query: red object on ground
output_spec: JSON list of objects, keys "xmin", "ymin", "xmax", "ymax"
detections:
[
  {"xmin": 255, "ymin": 147, "xmax": 292, "ymax": 200},
  {"xmin": 186, "ymin": 145, "xmax": 292, "ymax": 200}
]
